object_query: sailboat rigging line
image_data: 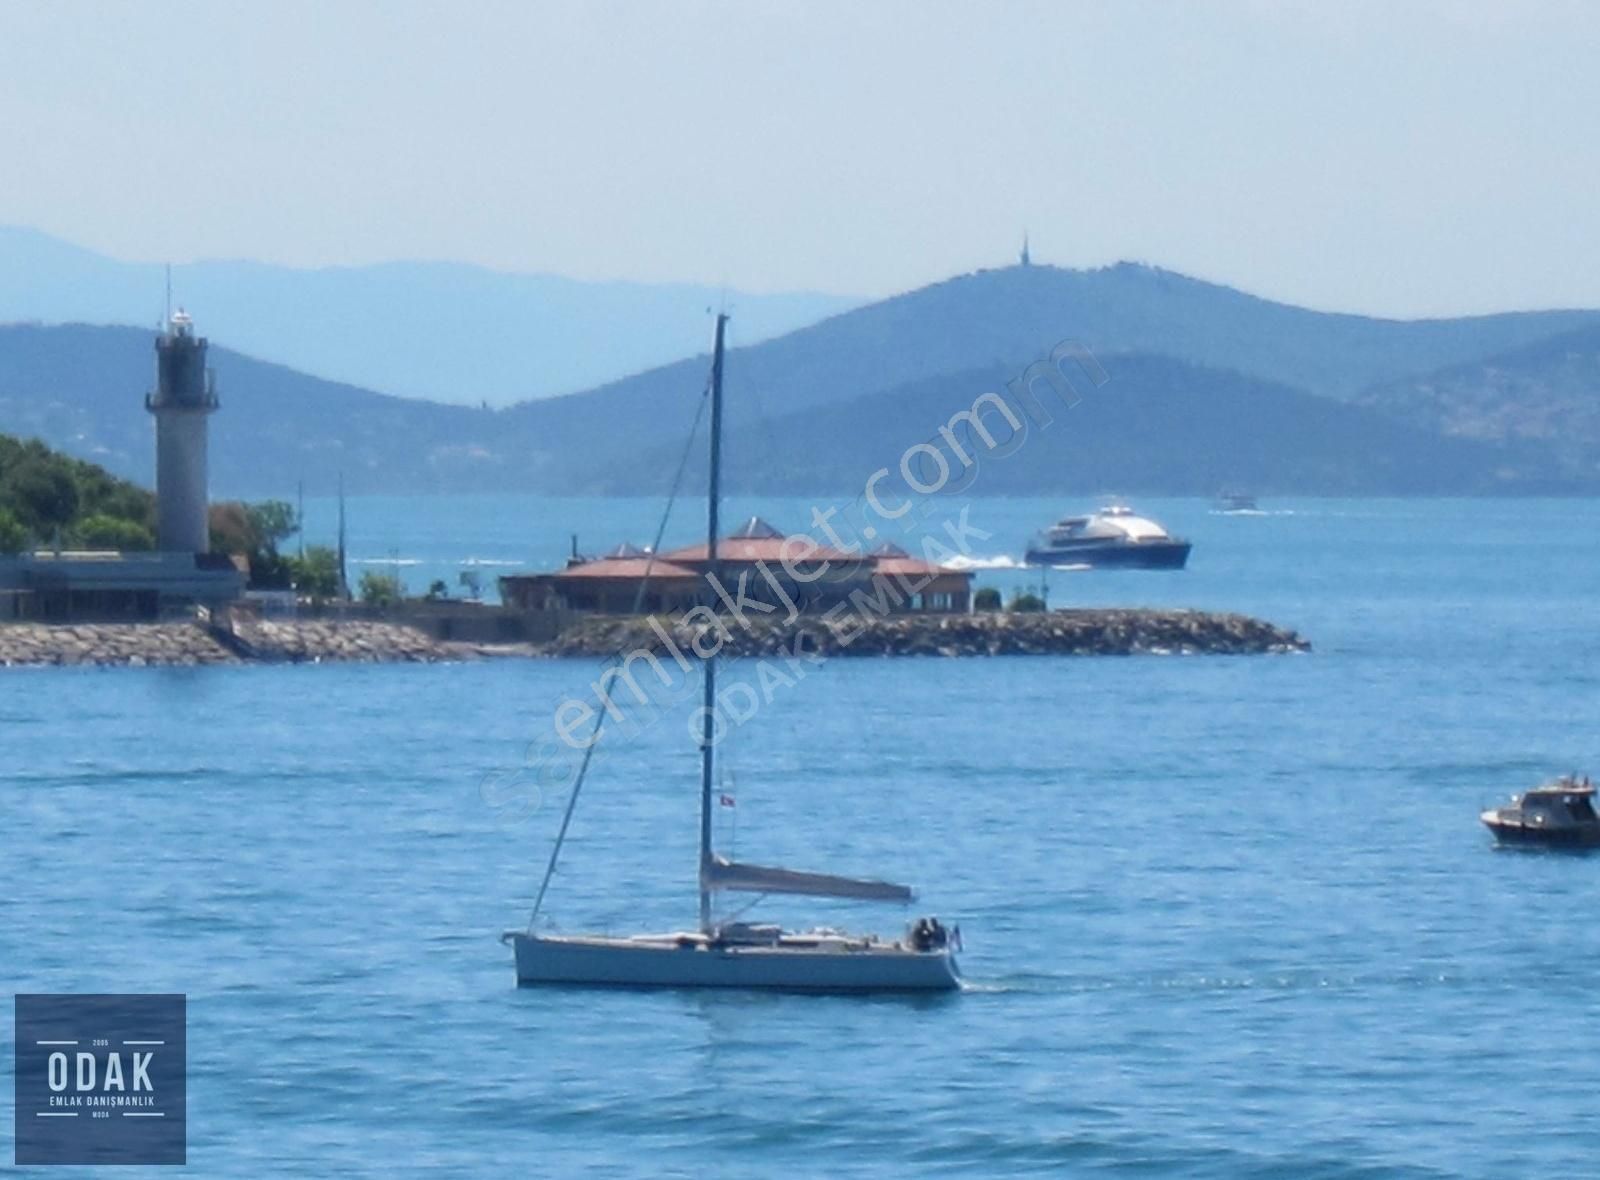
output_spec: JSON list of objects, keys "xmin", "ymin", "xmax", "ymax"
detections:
[
  {"xmin": 720, "ymin": 892, "xmax": 768, "ymax": 925},
  {"xmin": 524, "ymin": 369, "xmax": 714, "ymax": 933}
]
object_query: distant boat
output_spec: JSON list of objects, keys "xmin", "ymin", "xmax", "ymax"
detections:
[
  {"xmin": 1214, "ymin": 490, "xmax": 1262, "ymax": 515},
  {"xmin": 1025, "ymin": 503, "xmax": 1191, "ymax": 570},
  {"xmin": 1480, "ymin": 775, "xmax": 1600, "ymax": 848},
  {"xmin": 502, "ymin": 314, "xmax": 962, "ymax": 992}
]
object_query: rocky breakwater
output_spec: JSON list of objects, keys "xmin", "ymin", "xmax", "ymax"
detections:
[
  {"xmin": 538, "ymin": 608, "xmax": 1310, "ymax": 660},
  {"xmin": 0, "ymin": 619, "xmax": 454, "ymax": 667},
  {"xmin": 0, "ymin": 622, "xmax": 237, "ymax": 667},
  {"xmin": 225, "ymin": 618, "xmax": 450, "ymax": 663}
]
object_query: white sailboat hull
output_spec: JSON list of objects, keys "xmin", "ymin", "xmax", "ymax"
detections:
[{"xmin": 506, "ymin": 931, "xmax": 961, "ymax": 993}]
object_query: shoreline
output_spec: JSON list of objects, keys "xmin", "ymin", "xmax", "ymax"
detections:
[{"xmin": 0, "ymin": 609, "xmax": 1308, "ymax": 668}]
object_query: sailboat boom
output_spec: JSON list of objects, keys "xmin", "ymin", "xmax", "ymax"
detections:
[{"xmin": 704, "ymin": 858, "xmax": 915, "ymax": 903}]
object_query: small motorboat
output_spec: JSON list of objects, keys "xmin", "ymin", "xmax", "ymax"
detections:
[
  {"xmin": 1480, "ymin": 775, "xmax": 1600, "ymax": 847},
  {"xmin": 1214, "ymin": 490, "xmax": 1262, "ymax": 515}
]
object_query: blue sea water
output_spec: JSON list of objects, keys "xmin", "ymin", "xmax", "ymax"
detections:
[{"xmin": 3, "ymin": 495, "xmax": 1599, "ymax": 1177}]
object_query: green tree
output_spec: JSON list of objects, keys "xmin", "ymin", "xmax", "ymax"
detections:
[
  {"xmin": 425, "ymin": 579, "xmax": 449, "ymax": 600},
  {"xmin": 973, "ymin": 586, "xmax": 1001, "ymax": 611},
  {"xmin": 209, "ymin": 502, "xmax": 256, "ymax": 555},
  {"xmin": 208, "ymin": 499, "xmax": 298, "ymax": 588},
  {"xmin": 2, "ymin": 458, "xmax": 78, "ymax": 536},
  {"xmin": 247, "ymin": 501, "xmax": 299, "ymax": 553},
  {"xmin": 0, "ymin": 507, "xmax": 28, "ymax": 555},
  {"xmin": 1007, "ymin": 591, "xmax": 1046, "ymax": 612},
  {"xmin": 289, "ymin": 546, "xmax": 342, "ymax": 599},
  {"xmin": 358, "ymin": 570, "xmax": 404, "ymax": 607},
  {"xmin": 0, "ymin": 433, "xmax": 156, "ymax": 548},
  {"xmin": 69, "ymin": 459, "xmax": 155, "ymax": 529},
  {"xmin": 72, "ymin": 514, "xmax": 155, "ymax": 552}
]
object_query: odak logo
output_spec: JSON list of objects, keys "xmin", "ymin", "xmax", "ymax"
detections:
[{"xmin": 14, "ymin": 994, "xmax": 186, "ymax": 1165}]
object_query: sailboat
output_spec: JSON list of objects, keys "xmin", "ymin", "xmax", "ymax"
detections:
[{"xmin": 502, "ymin": 315, "xmax": 962, "ymax": 992}]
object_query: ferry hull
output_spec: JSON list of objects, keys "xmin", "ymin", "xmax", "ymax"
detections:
[
  {"xmin": 506, "ymin": 932, "xmax": 961, "ymax": 992},
  {"xmin": 1025, "ymin": 540, "xmax": 1191, "ymax": 570}
]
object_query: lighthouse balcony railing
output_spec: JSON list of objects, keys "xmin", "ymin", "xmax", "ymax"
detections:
[{"xmin": 144, "ymin": 390, "xmax": 220, "ymax": 411}]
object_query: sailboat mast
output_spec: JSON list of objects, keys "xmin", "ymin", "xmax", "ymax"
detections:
[
  {"xmin": 699, "ymin": 312, "xmax": 728, "ymax": 933},
  {"xmin": 336, "ymin": 472, "xmax": 349, "ymax": 600}
]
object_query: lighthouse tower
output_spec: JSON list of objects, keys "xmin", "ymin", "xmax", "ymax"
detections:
[{"xmin": 145, "ymin": 309, "xmax": 218, "ymax": 554}]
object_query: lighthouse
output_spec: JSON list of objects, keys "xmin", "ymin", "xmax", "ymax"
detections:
[{"xmin": 144, "ymin": 309, "xmax": 218, "ymax": 554}]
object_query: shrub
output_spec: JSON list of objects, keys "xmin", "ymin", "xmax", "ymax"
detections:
[
  {"xmin": 72, "ymin": 514, "xmax": 155, "ymax": 551},
  {"xmin": 290, "ymin": 546, "xmax": 342, "ymax": 599},
  {"xmin": 973, "ymin": 586, "xmax": 1001, "ymax": 611},
  {"xmin": 1008, "ymin": 591, "xmax": 1047, "ymax": 613},
  {"xmin": 0, "ymin": 507, "xmax": 27, "ymax": 555},
  {"xmin": 358, "ymin": 570, "xmax": 404, "ymax": 607}
]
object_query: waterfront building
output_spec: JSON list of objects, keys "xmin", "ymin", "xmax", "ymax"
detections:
[{"xmin": 500, "ymin": 517, "xmax": 972, "ymax": 616}]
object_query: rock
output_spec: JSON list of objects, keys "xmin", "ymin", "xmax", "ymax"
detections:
[
  {"xmin": 534, "ymin": 608, "xmax": 1308, "ymax": 660},
  {"xmin": 0, "ymin": 618, "xmax": 458, "ymax": 669}
]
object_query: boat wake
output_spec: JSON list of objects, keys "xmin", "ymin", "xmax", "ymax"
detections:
[
  {"xmin": 943, "ymin": 554, "xmax": 1027, "ymax": 571},
  {"xmin": 969, "ymin": 967, "xmax": 1474, "ymax": 996}
]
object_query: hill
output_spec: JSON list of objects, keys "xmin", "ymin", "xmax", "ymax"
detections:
[
  {"xmin": 1355, "ymin": 324, "xmax": 1600, "ymax": 482},
  {"xmin": 4, "ymin": 262, "xmax": 1600, "ymax": 497},
  {"xmin": 0, "ymin": 226, "xmax": 858, "ymax": 405},
  {"xmin": 494, "ymin": 261, "xmax": 1600, "ymax": 489},
  {"xmin": 0, "ymin": 323, "xmax": 490, "ymax": 497},
  {"xmin": 629, "ymin": 354, "xmax": 1558, "ymax": 497}
]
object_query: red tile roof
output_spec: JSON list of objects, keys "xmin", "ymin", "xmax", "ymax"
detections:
[
  {"xmin": 659, "ymin": 537, "xmax": 860, "ymax": 565},
  {"xmin": 865, "ymin": 541, "xmax": 967, "ymax": 580},
  {"xmin": 553, "ymin": 557, "xmax": 701, "ymax": 581}
]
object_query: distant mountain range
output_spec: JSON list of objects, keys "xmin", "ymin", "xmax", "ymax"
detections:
[
  {"xmin": 1355, "ymin": 324, "xmax": 1600, "ymax": 477},
  {"xmin": 0, "ymin": 226, "xmax": 859, "ymax": 404},
  {"xmin": 493, "ymin": 262, "xmax": 1599, "ymax": 493},
  {"xmin": 2, "ymin": 259, "xmax": 1598, "ymax": 497}
]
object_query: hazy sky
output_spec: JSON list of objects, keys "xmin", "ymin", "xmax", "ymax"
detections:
[{"xmin": 1, "ymin": 1, "xmax": 1596, "ymax": 315}]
